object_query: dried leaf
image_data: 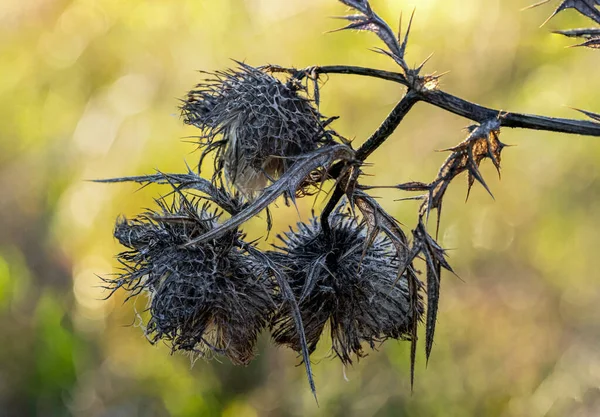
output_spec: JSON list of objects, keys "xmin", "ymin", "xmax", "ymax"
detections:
[
  {"xmin": 183, "ymin": 144, "xmax": 355, "ymax": 247},
  {"xmin": 554, "ymin": 28, "xmax": 600, "ymax": 48},
  {"xmin": 244, "ymin": 245, "xmax": 319, "ymax": 401},
  {"xmin": 575, "ymin": 36, "xmax": 600, "ymax": 47},
  {"xmin": 94, "ymin": 170, "xmax": 244, "ymax": 215},
  {"xmin": 573, "ymin": 107, "xmax": 600, "ymax": 122},
  {"xmin": 527, "ymin": 0, "xmax": 600, "ymax": 25},
  {"xmin": 411, "ymin": 221, "xmax": 454, "ymax": 364},
  {"xmin": 554, "ymin": 27, "xmax": 600, "ymax": 38},
  {"xmin": 334, "ymin": 0, "xmax": 411, "ymax": 72},
  {"xmin": 353, "ymin": 191, "xmax": 422, "ymax": 388}
]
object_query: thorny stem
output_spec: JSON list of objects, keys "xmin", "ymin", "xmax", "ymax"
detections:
[
  {"xmin": 356, "ymin": 90, "xmax": 419, "ymax": 161},
  {"xmin": 308, "ymin": 52, "xmax": 600, "ymax": 386},
  {"xmin": 320, "ymin": 185, "xmax": 345, "ymax": 238},
  {"xmin": 285, "ymin": 65, "xmax": 600, "ymax": 136},
  {"xmin": 425, "ymin": 90, "xmax": 600, "ymax": 135},
  {"xmin": 281, "ymin": 61, "xmax": 600, "ymax": 236},
  {"xmin": 290, "ymin": 57, "xmax": 600, "ymax": 234},
  {"xmin": 320, "ymin": 92, "xmax": 418, "ymax": 236}
]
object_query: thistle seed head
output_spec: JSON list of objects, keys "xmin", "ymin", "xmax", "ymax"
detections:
[
  {"xmin": 110, "ymin": 196, "xmax": 274, "ymax": 365},
  {"xmin": 182, "ymin": 63, "xmax": 335, "ymax": 196},
  {"xmin": 269, "ymin": 212, "xmax": 423, "ymax": 365}
]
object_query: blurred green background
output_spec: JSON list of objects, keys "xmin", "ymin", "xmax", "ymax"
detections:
[{"xmin": 1, "ymin": 0, "xmax": 600, "ymax": 416}]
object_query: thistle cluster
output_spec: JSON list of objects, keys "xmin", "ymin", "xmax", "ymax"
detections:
[
  {"xmin": 101, "ymin": 57, "xmax": 423, "ymax": 396},
  {"xmin": 99, "ymin": 0, "xmax": 600, "ymax": 398}
]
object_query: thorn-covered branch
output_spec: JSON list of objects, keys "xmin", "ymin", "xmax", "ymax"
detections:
[{"xmin": 280, "ymin": 65, "xmax": 600, "ymax": 137}]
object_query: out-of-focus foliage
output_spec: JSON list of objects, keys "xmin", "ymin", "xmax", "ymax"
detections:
[{"xmin": 1, "ymin": 0, "xmax": 600, "ymax": 416}]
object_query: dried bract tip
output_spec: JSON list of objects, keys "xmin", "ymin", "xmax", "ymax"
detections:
[
  {"xmin": 554, "ymin": 28, "xmax": 600, "ymax": 39},
  {"xmin": 109, "ymin": 196, "xmax": 274, "ymax": 365},
  {"xmin": 433, "ymin": 119, "xmax": 504, "ymax": 208},
  {"xmin": 554, "ymin": 28, "xmax": 600, "ymax": 49},
  {"xmin": 181, "ymin": 63, "xmax": 335, "ymax": 196},
  {"xmin": 573, "ymin": 36, "xmax": 600, "ymax": 48},
  {"xmin": 411, "ymin": 221, "xmax": 454, "ymax": 362},
  {"xmin": 335, "ymin": 0, "xmax": 412, "ymax": 74},
  {"xmin": 269, "ymin": 212, "xmax": 423, "ymax": 365},
  {"xmin": 526, "ymin": 0, "xmax": 600, "ymax": 26},
  {"xmin": 574, "ymin": 108, "xmax": 600, "ymax": 122}
]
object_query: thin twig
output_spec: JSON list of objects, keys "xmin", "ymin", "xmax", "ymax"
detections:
[
  {"xmin": 320, "ymin": 92, "xmax": 418, "ymax": 234},
  {"xmin": 282, "ymin": 65, "xmax": 600, "ymax": 137},
  {"xmin": 356, "ymin": 90, "xmax": 419, "ymax": 161}
]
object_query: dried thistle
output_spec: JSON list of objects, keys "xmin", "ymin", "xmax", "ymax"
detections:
[
  {"xmin": 269, "ymin": 211, "xmax": 423, "ymax": 365},
  {"xmin": 108, "ymin": 195, "xmax": 274, "ymax": 365},
  {"xmin": 99, "ymin": 0, "xmax": 600, "ymax": 398},
  {"xmin": 181, "ymin": 62, "xmax": 337, "ymax": 195}
]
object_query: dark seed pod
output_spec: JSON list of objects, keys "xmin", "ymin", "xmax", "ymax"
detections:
[
  {"xmin": 181, "ymin": 63, "xmax": 334, "ymax": 195},
  {"xmin": 269, "ymin": 212, "xmax": 423, "ymax": 365},
  {"xmin": 109, "ymin": 196, "xmax": 274, "ymax": 365}
]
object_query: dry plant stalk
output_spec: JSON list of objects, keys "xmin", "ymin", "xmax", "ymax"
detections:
[{"xmin": 97, "ymin": 0, "xmax": 600, "ymax": 400}]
